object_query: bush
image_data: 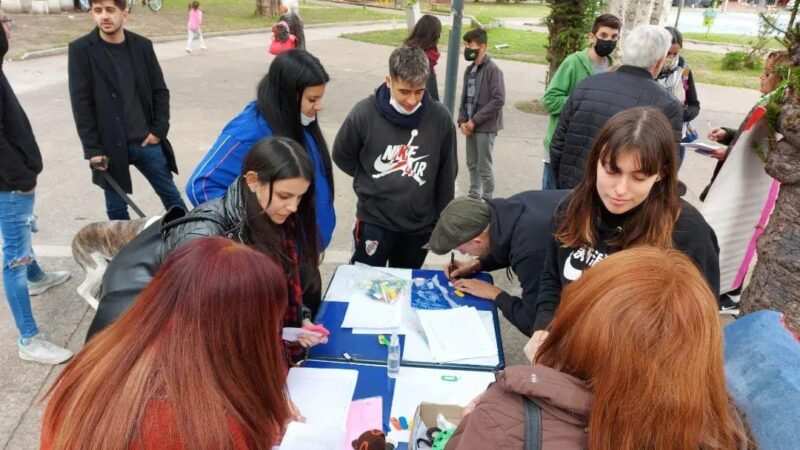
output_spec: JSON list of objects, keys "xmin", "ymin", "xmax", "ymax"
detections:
[{"xmin": 721, "ymin": 51, "xmax": 762, "ymax": 71}]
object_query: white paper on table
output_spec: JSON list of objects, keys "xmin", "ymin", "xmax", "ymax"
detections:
[
  {"xmin": 416, "ymin": 307, "xmax": 496, "ymax": 362},
  {"xmin": 387, "ymin": 367, "xmax": 495, "ymax": 443},
  {"xmin": 341, "ymin": 298, "xmax": 402, "ymax": 329},
  {"xmin": 279, "ymin": 421, "xmax": 346, "ymax": 450},
  {"xmin": 324, "ymin": 264, "xmax": 412, "ymax": 302},
  {"xmin": 350, "ymin": 291, "xmax": 421, "ymax": 335},
  {"xmin": 403, "ymin": 309, "xmax": 499, "ymax": 366},
  {"xmin": 286, "ymin": 367, "xmax": 358, "ymax": 430}
]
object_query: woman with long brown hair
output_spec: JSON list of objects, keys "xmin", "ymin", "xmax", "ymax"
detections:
[
  {"xmin": 524, "ymin": 106, "xmax": 720, "ymax": 336},
  {"xmin": 446, "ymin": 247, "xmax": 750, "ymax": 450},
  {"xmin": 41, "ymin": 237, "xmax": 293, "ymax": 450}
]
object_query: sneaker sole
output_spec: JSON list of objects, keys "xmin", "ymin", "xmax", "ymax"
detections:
[
  {"xmin": 18, "ymin": 351, "xmax": 73, "ymax": 365},
  {"xmin": 29, "ymin": 274, "xmax": 72, "ymax": 296}
]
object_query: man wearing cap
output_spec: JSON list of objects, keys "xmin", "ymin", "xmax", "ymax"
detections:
[{"xmin": 428, "ymin": 190, "xmax": 568, "ymax": 336}]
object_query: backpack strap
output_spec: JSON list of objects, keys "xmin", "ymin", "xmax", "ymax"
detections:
[{"xmin": 524, "ymin": 398, "xmax": 542, "ymax": 450}]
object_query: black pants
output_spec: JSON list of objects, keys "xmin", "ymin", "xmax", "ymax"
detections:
[{"xmin": 351, "ymin": 221, "xmax": 429, "ymax": 269}]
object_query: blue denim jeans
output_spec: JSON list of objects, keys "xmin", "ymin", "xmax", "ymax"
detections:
[
  {"xmin": 541, "ymin": 161, "xmax": 557, "ymax": 190},
  {"xmin": 0, "ymin": 190, "xmax": 46, "ymax": 339},
  {"xmin": 104, "ymin": 143, "xmax": 186, "ymax": 220}
]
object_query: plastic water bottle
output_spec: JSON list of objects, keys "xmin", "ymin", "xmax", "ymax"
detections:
[{"xmin": 387, "ymin": 333, "xmax": 400, "ymax": 379}]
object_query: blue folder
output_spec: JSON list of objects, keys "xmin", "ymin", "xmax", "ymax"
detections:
[{"xmin": 310, "ymin": 267, "xmax": 505, "ymax": 372}]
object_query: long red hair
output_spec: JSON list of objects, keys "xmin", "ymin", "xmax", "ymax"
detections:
[
  {"xmin": 41, "ymin": 237, "xmax": 291, "ymax": 450},
  {"xmin": 536, "ymin": 246, "xmax": 748, "ymax": 450}
]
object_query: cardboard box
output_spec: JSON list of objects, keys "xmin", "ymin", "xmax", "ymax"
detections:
[{"xmin": 408, "ymin": 403, "xmax": 463, "ymax": 450}]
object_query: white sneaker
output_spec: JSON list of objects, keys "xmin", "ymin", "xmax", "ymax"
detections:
[
  {"xmin": 18, "ymin": 336, "xmax": 73, "ymax": 365},
  {"xmin": 28, "ymin": 271, "xmax": 71, "ymax": 296}
]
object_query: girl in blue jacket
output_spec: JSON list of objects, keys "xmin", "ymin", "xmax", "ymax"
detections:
[{"xmin": 186, "ymin": 49, "xmax": 336, "ymax": 249}]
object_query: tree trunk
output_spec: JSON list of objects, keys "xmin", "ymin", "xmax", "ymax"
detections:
[
  {"xmin": 255, "ymin": 0, "xmax": 279, "ymax": 17},
  {"xmin": 544, "ymin": 0, "xmax": 587, "ymax": 84},
  {"xmin": 740, "ymin": 95, "xmax": 800, "ymax": 333},
  {"xmin": 605, "ymin": 0, "xmax": 671, "ymax": 34}
]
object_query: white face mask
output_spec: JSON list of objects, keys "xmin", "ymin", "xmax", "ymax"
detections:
[
  {"xmin": 300, "ymin": 112, "xmax": 316, "ymax": 126},
  {"xmin": 389, "ymin": 96, "xmax": 422, "ymax": 116}
]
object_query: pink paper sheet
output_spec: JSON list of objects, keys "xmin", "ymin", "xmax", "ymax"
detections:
[{"xmin": 343, "ymin": 396, "xmax": 383, "ymax": 450}]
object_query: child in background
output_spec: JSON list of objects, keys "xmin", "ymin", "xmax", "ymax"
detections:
[
  {"xmin": 269, "ymin": 20, "xmax": 296, "ymax": 56},
  {"xmin": 186, "ymin": 1, "xmax": 206, "ymax": 53}
]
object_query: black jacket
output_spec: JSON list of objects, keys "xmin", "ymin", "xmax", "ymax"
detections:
[
  {"xmin": 87, "ymin": 181, "xmax": 320, "ymax": 341},
  {"xmin": 333, "ymin": 85, "xmax": 457, "ymax": 234},
  {"xmin": 529, "ymin": 199, "xmax": 721, "ymax": 332},
  {"xmin": 0, "ymin": 26, "xmax": 42, "ymax": 192},
  {"xmin": 480, "ymin": 190, "xmax": 570, "ymax": 336},
  {"xmin": 549, "ymin": 65, "xmax": 683, "ymax": 189},
  {"xmin": 68, "ymin": 28, "xmax": 177, "ymax": 193},
  {"xmin": 457, "ymin": 56, "xmax": 505, "ymax": 133}
]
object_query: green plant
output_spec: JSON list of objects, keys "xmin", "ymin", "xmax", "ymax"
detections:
[
  {"xmin": 544, "ymin": 0, "xmax": 602, "ymax": 83},
  {"xmin": 721, "ymin": 51, "xmax": 762, "ymax": 71}
]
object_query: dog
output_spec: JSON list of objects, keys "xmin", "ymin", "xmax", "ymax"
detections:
[{"xmin": 71, "ymin": 216, "xmax": 160, "ymax": 309}]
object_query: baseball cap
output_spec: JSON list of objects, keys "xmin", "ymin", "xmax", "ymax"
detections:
[{"xmin": 426, "ymin": 197, "xmax": 491, "ymax": 255}]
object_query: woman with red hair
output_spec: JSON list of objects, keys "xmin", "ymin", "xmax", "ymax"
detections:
[
  {"xmin": 446, "ymin": 246, "xmax": 750, "ymax": 450},
  {"xmin": 41, "ymin": 237, "xmax": 293, "ymax": 450}
]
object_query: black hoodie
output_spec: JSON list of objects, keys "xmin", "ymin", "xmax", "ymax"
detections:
[
  {"xmin": 0, "ymin": 26, "xmax": 43, "ymax": 192},
  {"xmin": 480, "ymin": 190, "xmax": 570, "ymax": 336},
  {"xmin": 530, "ymin": 198, "xmax": 721, "ymax": 333},
  {"xmin": 333, "ymin": 84, "xmax": 457, "ymax": 233}
]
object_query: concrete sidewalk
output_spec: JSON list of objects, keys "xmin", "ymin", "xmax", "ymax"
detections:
[{"xmin": 0, "ymin": 24, "xmax": 760, "ymax": 449}]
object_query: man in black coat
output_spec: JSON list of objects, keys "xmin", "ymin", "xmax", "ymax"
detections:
[
  {"xmin": 68, "ymin": 0, "xmax": 185, "ymax": 220},
  {"xmin": 426, "ymin": 190, "xmax": 569, "ymax": 336},
  {"xmin": 549, "ymin": 24, "xmax": 683, "ymax": 190}
]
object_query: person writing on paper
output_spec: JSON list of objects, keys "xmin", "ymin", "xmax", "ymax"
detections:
[
  {"xmin": 427, "ymin": 191, "xmax": 569, "ymax": 337},
  {"xmin": 42, "ymin": 238, "xmax": 299, "ymax": 449},
  {"xmin": 87, "ymin": 138, "xmax": 328, "ymax": 357},
  {"xmin": 445, "ymin": 247, "xmax": 750, "ymax": 450},
  {"xmin": 528, "ymin": 107, "xmax": 720, "ymax": 339},
  {"xmin": 701, "ymin": 50, "xmax": 790, "ymax": 199}
]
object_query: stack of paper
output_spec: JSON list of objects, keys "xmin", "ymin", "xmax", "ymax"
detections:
[
  {"xmin": 417, "ymin": 307, "xmax": 496, "ymax": 362},
  {"xmin": 282, "ymin": 367, "xmax": 358, "ymax": 449},
  {"xmin": 341, "ymin": 299, "xmax": 402, "ymax": 330},
  {"xmin": 403, "ymin": 309, "xmax": 499, "ymax": 366}
]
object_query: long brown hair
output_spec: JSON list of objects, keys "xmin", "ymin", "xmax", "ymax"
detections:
[
  {"xmin": 536, "ymin": 247, "xmax": 748, "ymax": 450},
  {"xmin": 42, "ymin": 237, "xmax": 291, "ymax": 450},
  {"xmin": 556, "ymin": 107, "xmax": 680, "ymax": 249}
]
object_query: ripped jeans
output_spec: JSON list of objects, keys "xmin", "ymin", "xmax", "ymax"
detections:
[{"xmin": 0, "ymin": 190, "xmax": 46, "ymax": 339}]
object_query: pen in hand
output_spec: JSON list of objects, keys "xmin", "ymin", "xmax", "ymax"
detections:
[{"xmin": 449, "ymin": 252, "xmax": 455, "ymax": 279}]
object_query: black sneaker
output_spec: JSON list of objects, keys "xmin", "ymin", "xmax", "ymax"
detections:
[{"xmin": 719, "ymin": 293, "xmax": 740, "ymax": 316}]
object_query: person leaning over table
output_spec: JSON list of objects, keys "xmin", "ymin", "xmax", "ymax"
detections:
[{"xmin": 426, "ymin": 190, "xmax": 569, "ymax": 337}]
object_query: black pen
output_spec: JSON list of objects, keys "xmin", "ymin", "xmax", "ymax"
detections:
[{"xmin": 449, "ymin": 252, "xmax": 455, "ymax": 279}]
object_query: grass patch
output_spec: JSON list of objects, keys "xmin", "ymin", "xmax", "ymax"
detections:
[
  {"xmin": 344, "ymin": 27, "xmax": 762, "ymax": 89},
  {"xmin": 683, "ymin": 49, "xmax": 762, "ymax": 89},
  {"xmin": 683, "ymin": 32, "xmax": 783, "ymax": 50},
  {"xmin": 426, "ymin": 0, "xmax": 549, "ymax": 23},
  {"xmin": 343, "ymin": 25, "xmax": 548, "ymax": 63}
]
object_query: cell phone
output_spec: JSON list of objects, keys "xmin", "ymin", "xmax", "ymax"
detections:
[{"xmin": 694, "ymin": 147, "xmax": 715, "ymax": 156}]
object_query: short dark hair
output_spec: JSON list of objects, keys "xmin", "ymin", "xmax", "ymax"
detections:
[
  {"xmin": 388, "ymin": 46, "xmax": 430, "ymax": 86},
  {"xmin": 664, "ymin": 26, "xmax": 683, "ymax": 48},
  {"xmin": 462, "ymin": 28, "xmax": 487, "ymax": 45},
  {"xmin": 591, "ymin": 14, "xmax": 621, "ymax": 33},
  {"xmin": 90, "ymin": 0, "xmax": 127, "ymax": 10}
]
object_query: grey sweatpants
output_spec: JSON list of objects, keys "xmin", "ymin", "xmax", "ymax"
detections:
[{"xmin": 466, "ymin": 132, "xmax": 496, "ymax": 199}]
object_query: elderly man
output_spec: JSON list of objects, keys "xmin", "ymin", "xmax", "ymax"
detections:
[
  {"xmin": 549, "ymin": 25, "xmax": 682, "ymax": 189},
  {"xmin": 333, "ymin": 47, "xmax": 457, "ymax": 268}
]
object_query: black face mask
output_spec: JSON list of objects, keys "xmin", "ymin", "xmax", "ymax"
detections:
[
  {"xmin": 464, "ymin": 48, "xmax": 478, "ymax": 62},
  {"xmin": 594, "ymin": 39, "xmax": 616, "ymax": 58}
]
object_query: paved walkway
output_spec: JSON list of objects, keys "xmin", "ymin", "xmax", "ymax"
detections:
[{"xmin": 0, "ymin": 23, "xmax": 761, "ymax": 449}]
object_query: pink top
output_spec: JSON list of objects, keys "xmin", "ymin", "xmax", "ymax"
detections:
[
  {"xmin": 269, "ymin": 34, "xmax": 297, "ymax": 55},
  {"xmin": 188, "ymin": 9, "xmax": 203, "ymax": 31}
]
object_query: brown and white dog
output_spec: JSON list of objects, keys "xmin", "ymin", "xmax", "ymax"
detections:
[{"xmin": 71, "ymin": 216, "xmax": 160, "ymax": 309}]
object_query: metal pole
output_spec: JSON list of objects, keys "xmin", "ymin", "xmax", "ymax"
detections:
[
  {"xmin": 443, "ymin": 0, "xmax": 464, "ymax": 115},
  {"xmin": 675, "ymin": 0, "xmax": 684, "ymax": 27}
]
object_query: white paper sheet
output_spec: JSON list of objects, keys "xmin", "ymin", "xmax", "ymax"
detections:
[
  {"xmin": 324, "ymin": 264, "xmax": 412, "ymax": 302},
  {"xmin": 280, "ymin": 421, "xmax": 347, "ymax": 450},
  {"xmin": 341, "ymin": 298, "xmax": 402, "ymax": 329},
  {"xmin": 387, "ymin": 367, "xmax": 495, "ymax": 443},
  {"xmin": 403, "ymin": 309, "xmax": 499, "ymax": 366},
  {"xmin": 286, "ymin": 367, "xmax": 358, "ymax": 430},
  {"xmin": 416, "ymin": 307, "xmax": 496, "ymax": 362}
]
